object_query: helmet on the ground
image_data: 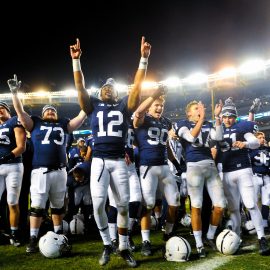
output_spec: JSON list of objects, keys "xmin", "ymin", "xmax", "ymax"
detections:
[
  {"xmin": 216, "ymin": 229, "xmax": 241, "ymax": 255},
  {"xmin": 69, "ymin": 217, "xmax": 85, "ymax": 235},
  {"xmin": 39, "ymin": 231, "xmax": 71, "ymax": 258},
  {"xmin": 165, "ymin": 236, "xmax": 191, "ymax": 262}
]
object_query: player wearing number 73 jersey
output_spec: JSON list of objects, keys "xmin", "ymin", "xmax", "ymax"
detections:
[
  {"xmin": 174, "ymin": 100, "xmax": 226, "ymax": 258},
  {"xmin": 70, "ymin": 37, "xmax": 151, "ymax": 267},
  {"xmin": 7, "ymin": 74, "xmax": 87, "ymax": 254}
]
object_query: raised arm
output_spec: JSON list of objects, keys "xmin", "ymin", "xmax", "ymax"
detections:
[
  {"xmin": 133, "ymin": 85, "xmax": 166, "ymax": 128},
  {"xmin": 190, "ymin": 102, "xmax": 205, "ymax": 138},
  {"xmin": 67, "ymin": 110, "xmax": 87, "ymax": 133},
  {"xmin": 7, "ymin": 75, "xmax": 34, "ymax": 131},
  {"xmin": 128, "ymin": 36, "xmax": 151, "ymax": 112},
  {"xmin": 70, "ymin": 38, "xmax": 93, "ymax": 115}
]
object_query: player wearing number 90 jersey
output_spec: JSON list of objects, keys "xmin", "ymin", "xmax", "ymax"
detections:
[
  {"xmin": 8, "ymin": 74, "xmax": 87, "ymax": 254},
  {"xmin": 71, "ymin": 37, "xmax": 151, "ymax": 267},
  {"xmin": 174, "ymin": 100, "xmax": 226, "ymax": 258},
  {"xmin": 134, "ymin": 90, "xmax": 180, "ymax": 256},
  {"xmin": 219, "ymin": 97, "xmax": 269, "ymax": 255}
]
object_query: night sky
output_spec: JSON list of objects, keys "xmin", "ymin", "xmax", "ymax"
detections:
[{"xmin": 1, "ymin": 0, "xmax": 269, "ymax": 93}]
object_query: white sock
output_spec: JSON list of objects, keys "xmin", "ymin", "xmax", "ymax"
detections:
[
  {"xmin": 193, "ymin": 230, "xmax": 203, "ymax": 248},
  {"xmin": 118, "ymin": 234, "xmax": 128, "ymax": 251},
  {"xmin": 54, "ymin": 225, "xmax": 61, "ymax": 233},
  {"xmin": 108, "ymin": 223, "xmax": 117, "ymax": 241},
  {"xmin": 99, "ymin": 227, "xmax": 111, "ymax": 246},
  {"xmin": 141, "ymin": 230, "xmax": 150, "ymax": 242},
  {"xmin": 207, "ymin": 224, "xmax": 218, "ymax": 240},
  {"xmin": 30, "ymin": 228, "xmax": 39, "ymax": 237}
]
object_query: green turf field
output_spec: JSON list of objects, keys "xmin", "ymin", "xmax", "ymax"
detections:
[{"xmin": 0, "ymin": 225, "xmax": 269, "ymax": 270}]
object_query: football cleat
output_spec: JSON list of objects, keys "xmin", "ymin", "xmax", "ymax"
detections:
[
  {"xmin": 99, "ymin": 245, "xmax": 113, "ymax": 266},
  {"xmin": 204, "ymin": 238, "xmax": 217, "ymax": 250},
  {"xmin": 119, "ymin": 249, "xmax": 138, "ymax": 268},
  {"xmin": 197, "ymin": 246, "xmax": 206, "ymax": 258},
  {"xmin": 10, "ymin": 231, "xmax": 21, "ymax": 247},
  {"xmin": 26, "ymin": 236, "xmax": 38, "ymax": 253},
  {"xmin": 259, "ymin": 237, "xmax": 270, "ymax": 256},
  {"xmin": 141, "ymin": 240, "xmax": 152, "ymax": 256}
]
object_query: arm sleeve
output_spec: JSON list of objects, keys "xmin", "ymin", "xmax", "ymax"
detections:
[
  {"xmin": 244, "ymin": 132, "xmax": 260, "ymax": 149},
  {"xmin": 178, "ymin": 126, "xmax": 196, "ymax": 143},
  {"xmin": 209, "ymin": 125, "xmax": 223, "ymax": 141}
]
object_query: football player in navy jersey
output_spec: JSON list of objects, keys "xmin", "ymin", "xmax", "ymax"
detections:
[
  {"xmin": 250, "ymin": 131, "xmax": 270, "ymax": 232},
  {"xmin": 219, "ymin": 97, "xmax": 269, "ymax": 255},
  {"xmin": 174, "ymin": 100, "xmax": 226, "ymax": 258},
  {"xmin": 133, "ymin": 87, "xmax": 181, "ymax": 256},
  {"xmin": 70, "ymin": 36, "xmax": 151, "ymax": 267},
  {"xmin": 7, "ymin": 75, "xmax": 87, "ymax": 253},
  {"xmin": 0, "ymin": 101, "xmax": 26, "ymax": 246}
]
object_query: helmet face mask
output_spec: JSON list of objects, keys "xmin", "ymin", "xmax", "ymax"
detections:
[{"xmin": 165, "ymin": 236, "xmax": 191, "ymax": 262}]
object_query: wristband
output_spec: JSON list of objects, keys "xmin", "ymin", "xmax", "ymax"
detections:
[
  {"xmin": 138, "ymin": 57, "xmax": 148, "ymax": 70},
  {"xmin": 72, "ymin": 59, "xmax": 81, "ymax": 72}
]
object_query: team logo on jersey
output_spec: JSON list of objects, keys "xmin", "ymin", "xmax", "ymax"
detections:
[{"xmin": 98, "ymin": 103, "xmax": 105, "ymax": 106}]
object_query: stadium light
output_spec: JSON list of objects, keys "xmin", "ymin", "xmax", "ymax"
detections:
[
  {"xmin": 184, "ymin": 72, "xmax": 208, "ymax": 85},
  {"xmin": 162, "ymin": 77, "xmax": 182, "ymax": 88},
  {"xmin": 218, "ymin": 67, "xmax": 237, "ymax": 79},
  {"xmin": 238, "ymin": 59, "xmax": 265, "ymax": 75}
]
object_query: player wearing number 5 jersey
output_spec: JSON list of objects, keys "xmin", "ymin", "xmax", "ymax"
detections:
[
  {"xmin": 218, "ymin": 97, "xmax": 269, "ymax": 255},
  {"xmin": 70, "ymin": 37, "xmax": 151, "ymax": 268},
  {"xmin": 0, "ymin": 101, "xmax": 26, "ymax": 247},
  {"xmin": 174, "ymin": 100, "xmax": 226, "ymax": 258},
  {"xmin": 7, "ymin": 75, "xmax": 87, "ymax": 253}
]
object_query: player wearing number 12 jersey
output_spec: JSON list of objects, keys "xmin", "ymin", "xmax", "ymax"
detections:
[
  {"xmin": 174, "ymin": 100, "xmax": 226, "ymax": 258},
  {"xmin": 7, "ymin": 74, "xmax": 87, "ymax": 254},
  {"xmin": 70, "ymin": 37, "xmax": 151, "ymax": 267}
]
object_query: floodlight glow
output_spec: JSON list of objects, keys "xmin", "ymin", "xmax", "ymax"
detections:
[
  {"xmin": 185, "ymin": 73, "xmax": 208, "ymax": 85},
  {"xmin": 238, "ymin": 59, "xmax": 265, "ymax": 74},
  {"xmin": 62, "ymin": 89, "xmax": 77, "ymax": 97},
  {"xmin": 162, "ymin": 77, "xmax": 181, "ymax": 87},
  {"xmin": 115, "ymin": 83, "xmax": 128, "ymax": 93},
  {"xmin": 35, "ymin": 91, "xmax": 49, "ymax": 97},
  {"xmin": 218, "ymin": 67, "xmax": 237, "ymax": 78},
  {"xmin": 142, "ymin": 81, "xmax": 158, "ymax": 89}
]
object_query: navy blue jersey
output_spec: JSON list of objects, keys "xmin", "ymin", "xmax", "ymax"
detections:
[
  {"xmin": 89, "ymin": 95, "xmax": 132, "ymax": 158},
  {"xmin": 135, "ymin": 114, "xmax": 172, "ymax": 166},
  {"xmin": 218, "ymin": 121, "xmax": 258, "ymax": 172},
  {"xmin": 31, "ymin": 116, "xmax": 70, "ymax": 168},
  {"xmin": 174, "ymin": 120, "xmax": 213, "ymax": 162},
  {"xmin": 250, "ymin": 146, "xmax": 270, "ymax": 175},
  {"xmin": 0, "ymin": 116, "xmax": 23, "ymax": 163},
  {"xmin": 86, "ymin": 136, "xmax": 94, "ymax": 149},
  {"xmin": 125, "ymin": 124, "xmax": 135, "ymax": 163}
]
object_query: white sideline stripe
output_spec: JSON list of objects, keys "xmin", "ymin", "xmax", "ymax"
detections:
[
  {"xmin": 184, "ymin": 256, "xmax": 232, "ymax": 270},
  {"xmin": 183, "ymin": 244, "xmax": 256, "ymax": 270}
]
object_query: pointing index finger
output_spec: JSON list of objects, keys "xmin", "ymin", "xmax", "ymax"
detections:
[{"xmin": 76, "ymin": 38, "xmax": 80, "ymax": 49}]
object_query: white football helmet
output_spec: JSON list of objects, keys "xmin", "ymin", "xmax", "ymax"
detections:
[
  {"xmin": 216, "ymin": 229, "xmax": 241, "ymax": 255},
  {"xmin": 180, "ymin": 214, "xmax": 191, "ymax": 227},
  {"xmin": 39, "ymin": 231, "xmax": 71, "ymax": 258},
  {"xmin": 244, "ymin": 220, "xmax": 256, "ymax": 235},
  {"xmin": 69, "ymin": 217, "xmax": 85, "ymax": 235},
  {"xmin": 165, "ymin": 236, "xmax": 191, "ymax": 262}
]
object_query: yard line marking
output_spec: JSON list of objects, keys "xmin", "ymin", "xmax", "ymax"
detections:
[{"xmin": 182, "ymin": 243, "xmax": 257, "ymax": 270}]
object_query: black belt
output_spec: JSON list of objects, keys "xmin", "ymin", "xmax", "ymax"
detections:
[{"xmin": 255, "ymin": 173, "xmax": 264, "ymax": 177}]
